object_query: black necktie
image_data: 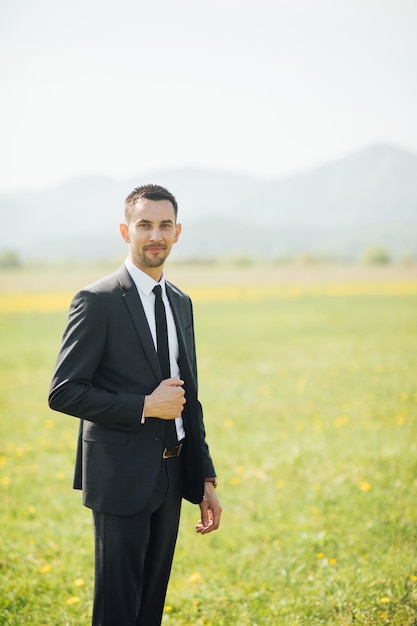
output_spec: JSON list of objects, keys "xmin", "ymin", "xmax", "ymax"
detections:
[
  {"xmin": 153, "ymin": 285, "xmax": 170, "ymax": 379},
  {"xmin": 153, "ymin": 284, "xmax": 178, "ymax": 447}
]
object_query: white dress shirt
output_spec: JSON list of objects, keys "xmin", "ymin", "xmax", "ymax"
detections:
[{"xmin": 125, "ymin": 258, "xmax": 185, "ymax": 440}]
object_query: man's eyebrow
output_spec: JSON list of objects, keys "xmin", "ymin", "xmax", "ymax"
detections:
[{"xmin": 136, "ymin": 218, "xmax": 174, "ymax": 224}]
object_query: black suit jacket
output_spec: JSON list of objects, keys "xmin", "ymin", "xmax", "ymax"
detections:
[{"xmin": 48, "ymin": 265, "xmax": 215, "ymax": 515}]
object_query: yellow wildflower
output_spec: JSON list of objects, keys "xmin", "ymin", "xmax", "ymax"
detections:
[
  {"xmin": 333, "ymin": 415, "xmax": 349, "ymax": 428},
  {"xmin": 189, "ymin": 572, "xmax": 202, "ymax": 584}
]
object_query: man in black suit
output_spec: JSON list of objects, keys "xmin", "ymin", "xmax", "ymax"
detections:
[{"xmin": 48, "ymin": 184, "xmax": 222, "ymax": 626}]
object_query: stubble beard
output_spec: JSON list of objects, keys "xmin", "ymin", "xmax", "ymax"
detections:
[{"xmin": 136, "ymin": 246, "xmax": 169, "ymax": 269}]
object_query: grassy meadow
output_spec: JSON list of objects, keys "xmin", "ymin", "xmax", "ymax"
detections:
[{"xmin": 1, "ymin": 263, "xmax": 417, "ymax": 625}]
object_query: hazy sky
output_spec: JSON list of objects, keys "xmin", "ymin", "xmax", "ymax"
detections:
[{"xmin": 1, "ymin": 0, "xmax": 416, "ymax": 191}]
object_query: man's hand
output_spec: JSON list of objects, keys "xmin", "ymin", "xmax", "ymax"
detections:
[
  {"xmin": 143, "ymin": 378, "xmax": 185, "ymax": 420},
  {"xmin": 195, "ymin": 482, "xmax": 222, "ymax": 535}
]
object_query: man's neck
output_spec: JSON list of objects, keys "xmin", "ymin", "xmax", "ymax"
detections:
[{"xmin": 128, "ymin": 258, "xmax": 164, "ymax": 282}]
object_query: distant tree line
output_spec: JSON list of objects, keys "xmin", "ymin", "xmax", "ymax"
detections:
[
  {"xmin": 0, "ymin": 250, "xmax": 21, "ymax": 268},
  {"xmin": 0, "ymin": 247, "xmax": 415, "ymax": 268}
]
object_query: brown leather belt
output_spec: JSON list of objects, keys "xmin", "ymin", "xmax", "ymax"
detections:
[{"xmin": 162, "ymin": 442, "xmax": 183, "ymax": 459}]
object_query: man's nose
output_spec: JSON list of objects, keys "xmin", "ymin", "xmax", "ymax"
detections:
[{"xmin": 149, "ymin": 227, "xmax": 162, "ymax": 240}]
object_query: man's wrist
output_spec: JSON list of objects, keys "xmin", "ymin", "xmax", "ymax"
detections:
[{"xmin": 205, "ymin": 477, "xmax": 218, "ymax": 488}]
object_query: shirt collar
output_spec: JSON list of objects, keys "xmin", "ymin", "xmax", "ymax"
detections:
[{"xmin": 125, "ymin": 258, "xmax": 166, "ymax": 297}]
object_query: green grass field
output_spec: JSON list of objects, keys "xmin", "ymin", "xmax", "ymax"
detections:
[{"xmin": 1, "ymin": 265, "xmax": 417, "ymax": 625}]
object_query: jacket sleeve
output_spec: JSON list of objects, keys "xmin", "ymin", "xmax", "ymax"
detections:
[{"xmin": 48, "ymin": 289, "xmax": 144, "ymax": 431}]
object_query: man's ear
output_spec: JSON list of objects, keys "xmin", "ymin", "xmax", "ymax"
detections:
[
  {"xmin": 120, "ymin": 223, "xmax": 130, "ymax": 243},
  {"xmin": 173, "ymin": 222, "xmax": 182, "ymax": 243}
]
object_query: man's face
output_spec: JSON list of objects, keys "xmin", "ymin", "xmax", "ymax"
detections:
[{"xmin": 120, "ymin": 198, "xmax": 181, "ymax": 278}]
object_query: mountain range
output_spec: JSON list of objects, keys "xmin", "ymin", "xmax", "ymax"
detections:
[{"xmin": 1, "ymin": 143, "xmax": 416, "ymax": 262}]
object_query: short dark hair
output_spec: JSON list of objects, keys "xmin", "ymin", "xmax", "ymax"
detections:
[{"xmin": 124, "ymin": 184, "xmax": 178, "ymax": 223}]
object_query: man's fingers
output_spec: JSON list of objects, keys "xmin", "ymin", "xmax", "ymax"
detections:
[
  {"xmin": 195, "ymin": 510, "xmax": 220, "ymax": 534},
  {"xmin": 195, "ymin": 519, "xmax": 215, "ymax": 535},
  {"xmin": 163, "ymin": 377, "xmax": 184, "ymax": 387},
  {"xmin": 144, "ymin": 378, "xmax": 186, "ymax": 420},
  {"xmin": 195, "ymin": 519, "xmax": 208, "ymax": 533}
]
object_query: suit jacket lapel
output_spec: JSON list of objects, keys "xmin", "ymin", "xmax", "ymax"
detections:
[
  {"xmin": 116, "ymin": 265, "xmax": 161, "ymax": 380},
  {"xmin": 166, "ymin": 284, "xmax": 197, "ymax": 391}
]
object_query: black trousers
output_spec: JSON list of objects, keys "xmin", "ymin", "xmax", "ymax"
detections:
[{"xmin": 91, "ymin": 455, "xmax": 183, "ymax": 626}]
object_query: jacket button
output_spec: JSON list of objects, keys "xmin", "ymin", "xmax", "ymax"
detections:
[{"xmin": 154, "ymin": 437, "xmax": 162, "ymax": 444}]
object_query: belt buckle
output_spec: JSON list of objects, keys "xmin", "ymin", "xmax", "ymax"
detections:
[{"xmin": 162, "ymin": 443, "xmax": 183, "ymax": 459}]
